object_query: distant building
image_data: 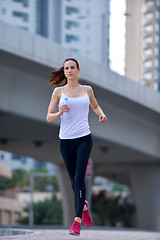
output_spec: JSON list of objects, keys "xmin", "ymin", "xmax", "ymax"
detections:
[
  {"xmin": 60, "ymin": 0, "xmax": 110, "ymax": 65},
  {"xmin": 0, "ymin": 150, "xmax": 56, "ymax": 174},
  {"xmin": 0, "ymin": 0, "xmax": 110, "ymax": 65},
  {"xmin": 0, "ymin": 162, "xmax": 23, "ymax": 225},
  {"xmin": 0, "ymin": 0, "xmax": 36, "ymax": 32},
  {"xmin": 125, "ymin": 0, "xmax": 160, "ymax": 91}
]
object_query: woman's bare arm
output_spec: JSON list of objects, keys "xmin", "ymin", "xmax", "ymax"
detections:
[
  {"xmin": 87, "ymin": 86, "xmax": 108, "ymax": 123},
  {"xmin": 46, "ymin": 88, "xmax": 62, "ymax": 122}
]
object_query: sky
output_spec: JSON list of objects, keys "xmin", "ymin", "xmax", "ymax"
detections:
[{"xmin": 109, "ymin": 0, "xmax": 126, "ymax": 75}]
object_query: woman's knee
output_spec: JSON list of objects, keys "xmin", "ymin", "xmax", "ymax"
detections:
[{"xmin": 74, "ymin": 175, "xmax": 85, "ymax": 187}]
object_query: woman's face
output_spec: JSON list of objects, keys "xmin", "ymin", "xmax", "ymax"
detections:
[{"xmin": 64, "ymin": 60, "xmax": 80, "ymax": 80}]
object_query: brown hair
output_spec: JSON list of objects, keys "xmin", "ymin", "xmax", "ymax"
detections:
[{"xmin": 49, "ymin": 58, "xmax": 80, "ymax": 87}]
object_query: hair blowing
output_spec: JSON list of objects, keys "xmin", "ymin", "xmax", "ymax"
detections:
[{"xmin": 49, "ymin": 58, "xmax": 80, "ymax": 87}]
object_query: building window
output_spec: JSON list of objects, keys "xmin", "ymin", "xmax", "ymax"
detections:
[
  {"xmin": 1, "ymin": 8, "xmax": 6, "ymax": 15},
  {"xmin": 145, "ymin": 1, "xmax": 154, "ymax": 11},
  {"xmin": 13, "ymin": 0, "xmax": 29, "ymax": 7},
  {"xmin": 86, "ymin": 23, "xmax": 90, "ymax": 29},
  {"xmin": 155, "ymin": 35, "xmax": 159, "ymax": 44},
  {"xmin": 156, "ymin": 10, "xmax": 159, "ymax": 19},
  {"xmin": 11, "ymin": 155, "xmax": 27, "ymax": 164},
  {"xmin": 155, "ymin": 23, "xmax": 159, "ymax": 32},
  {"xmin": 12, "ymin": 154, "xmax": 20, "ymax": 160},
  {"xmin": 144, "ymin": 37, "xmax": 152, "ymax": 48},
  {"xmin": 86, "ymin": 37, "xmax": 91, "ymax": 43},
  {"xmin": 71, "ymin": 48, "xmax": 80, "ymax": 53},
  {"xmin": 85, "ymin": 50, "xmax": 90, "ymax": 56},
  {"xmin": 144, "ymin": 60, "xmax": 152, "ymax": 72},
  {"xmin": 154, "ymin": 59, "xmax": 158, "ymax": 68},
  {"xmin": 145, "ymin": 13, "xmax": 153, "ymax": 24},
  {"xmin": 154, "ymin": 70, "xmax": 158, "ymax": 80},
  {"xmin": 66, "ymin": 6, "xmax": 80, "ymax": 15},
  {"xmin": 144, "ymin": 25, "xmax": 153, "ymax": 35},
  {"xmin": 20, "ymin": 157, "xmax": 27, "ymax": 164},
  {"xmin": 23, "ymin": 0, "xmax": 29, "ymax": 6},
  {"xmin": 144, "ymin": 61, "xmax": 152, "ymax": 68},
  {"xmin": 20, "ymin": 26, "xmax": 29, "ymax": 31},
  {"xmin": 143, "ymin": 73, "xmax": 152, "ymax": 82},
  {"xmin": 86, "ymin": 9, "xmax": 90, "ymax": 16},
  {"xmin": 66, "ymin": 21, "xmax": 80, "ymax": 29},
  {"xmin": 65, "ymin": 34, "xmax": 80, "ymax": 43},
  {"xmin": 154, "ymin": 47, "xmax": 159, "ymax": 56},
  {"xmin": 144, "ymin": 49, "xmax": 152, "ymax": 59},
  {"xmin": 34, "ymin": 160, "xmax": 46, "ymax": 170},
  {"xmin": 13, "ymin": 11, "xmax": 29, "ymax": 22},
  {"xmin": 11, "ymin": 154, "xmax": 27, "ymax": 164}
]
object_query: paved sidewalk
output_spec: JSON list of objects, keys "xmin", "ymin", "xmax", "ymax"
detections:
[{"xmin": 0, "ymin": 229, "xmax": 160, "ymax": 240}]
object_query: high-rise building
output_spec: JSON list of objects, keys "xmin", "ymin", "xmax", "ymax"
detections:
[
  {"xmin": 0, "ymin": 0, "xmax": 110, "ymax": 65},
  {"xmin": 59, "ymin": 0, "xmax": 110, "ymax": 64},
  {"xmin": 125, "ymin": 0, "xmax": 160, "ymax": 91},
  {"xmin": 0, "ymin": 0, "xmax": 36, "ymax": 32},
  {"xmin": 41, "ymin": 0, "xmax": 110, "ymax": 65}
]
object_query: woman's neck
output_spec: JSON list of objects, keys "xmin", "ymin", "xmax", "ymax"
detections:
[{"xmin": 66, "ymin": 79, "xmax": 80, "ymax": 88}]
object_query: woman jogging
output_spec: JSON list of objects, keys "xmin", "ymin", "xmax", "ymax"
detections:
[{"xmin": 46, "ymin": 58, "xmax": 107, "ymax": 236}]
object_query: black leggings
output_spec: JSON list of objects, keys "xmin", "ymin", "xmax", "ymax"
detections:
[{"xmin": 59, "ymin": 134, "xmax": 92, "ymax": 219}]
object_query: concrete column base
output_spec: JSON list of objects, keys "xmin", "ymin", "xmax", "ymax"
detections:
[
  {"xmin": 57, "ymin": 164, "xmax": 74, "ymax": 226},
  {"xmin": 130, "ymin": 164, "xmax": 160, "ymax": 231}
]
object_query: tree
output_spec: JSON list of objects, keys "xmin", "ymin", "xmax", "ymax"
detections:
[
  {"xmin": 91, "ymin": 191, "xmax": 135, "ymax": 227},
  {"xmin": 0, "ymin": 169, "xmax": 30, "ymax": 190},
  {"xmin": 17, "ymin": 194, "xmax": 62, "ymax": 225},
  {"xmin": 1, "ymin": 168, "xmax": 59, "ymax": 192}
]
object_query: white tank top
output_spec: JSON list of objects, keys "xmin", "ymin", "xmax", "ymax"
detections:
[{"xmin": 59, "ymin": 86, "xmax": 91, "ymax": 139}]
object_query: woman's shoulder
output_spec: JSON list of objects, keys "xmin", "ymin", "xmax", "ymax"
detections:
[
  {"xmin": 52, "ymin": 87, "xmax": 62, "ymax": 100},
  {"xmin": 83, "ymin": 85, "xmax": 94, "ymax": 98},
  {"xmin": 84, "ymin": 85, "xmax": 92, "ymax": 91},
  {"xmin": 53, "ymin": 86, "xmax": 62, "ymax": 94},
  {"xmin": 84, "ymin": 85, "xmax": 93, "ymax": 94}
]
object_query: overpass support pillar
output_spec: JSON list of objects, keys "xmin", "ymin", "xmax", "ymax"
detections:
[
  {"xmin": 130, "ymin": 164, "xmax": 160, "ymax": 231},
  {"xmin": 57, "ymin": 164, "xmax": 74, "ymax": 226}
]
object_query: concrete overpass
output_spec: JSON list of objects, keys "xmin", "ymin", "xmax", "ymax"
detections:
[{"xmin": 0, "ymin": 21, "xmax": 160, "ymax": 230}]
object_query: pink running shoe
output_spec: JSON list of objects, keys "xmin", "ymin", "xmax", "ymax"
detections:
[
  {"xmin": 69, "ymin": 220, "xmax": 81, "ymax": 236},
  {"xmin": 82, "ymin": 200, "xmax": 92, "ymax": 227}
]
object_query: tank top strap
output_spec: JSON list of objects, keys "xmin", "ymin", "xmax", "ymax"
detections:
[
  {"xmin": 84, "ymin": 85, "xmax": 87, "ymax": 93},
  {"xmin": 61, "ymin": 87, "xmax": 64, "ymax": 94}
]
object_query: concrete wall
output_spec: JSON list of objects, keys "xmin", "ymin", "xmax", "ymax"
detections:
[
  {"xmin": 0, "ymin": 197, "xmax": 23, "ymax": 225},
  {"xmin": 0, "ymin": 162, "xmax": 12, "ymax": 179}
]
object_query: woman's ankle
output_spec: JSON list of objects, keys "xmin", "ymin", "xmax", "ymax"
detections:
[
  {"xmin": 74, "ymin": 217, "xmax": 81, "ymax": 223},
  {"xmin": 83, "ymin": 204, "xmax": 87, "ymax": 211}
]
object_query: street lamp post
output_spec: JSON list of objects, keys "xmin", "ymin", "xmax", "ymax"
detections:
[
  {"xmin": 29, "ymin": 172, "xmax": 53, "ymax": 228},
  {"xmin": 29, "ymin": 173, "xmax": 34, "ymax": 227}
]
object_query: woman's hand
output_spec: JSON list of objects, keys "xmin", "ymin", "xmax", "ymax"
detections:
[
  {"xmin": 99, "ymin": 114, "xmax": 108, "ymax": 123},
  {"xmin": 60, "ymin": 104, "xmax": 70, "ymax": 114}
]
